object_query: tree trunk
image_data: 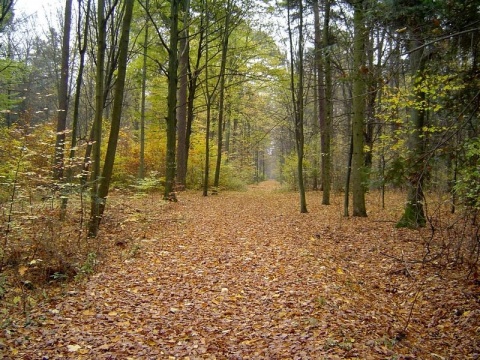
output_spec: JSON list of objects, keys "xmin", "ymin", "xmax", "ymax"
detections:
[
  {"xmin": 176, "ymin": 0, "xmax": 190, "ymax": 188},
  {"xmin": 61, "ymin": 0, "xmax": 91, "ymax": 216},
  {"xmin": 397, "ymin": 37, "xmax": 427, "ymax": 228},
  {"xmin": 213, "ymin": 1, "xmax": 231, "ymax": 191},
  {"xmin": 202, "ymin": 1, "xmax": 211, "ymax": 197},
  {"xmin": 351, "ymin": 0, "xmax": 367, "ymax": 217},
  {"xmin": 344, "ymin": 133, "xmax": 353, "ymax": 217},
  {"xmin": 96, "ymin": 0, "xmax": 135, "ymax": 221},
  {"xmin": 314, "ymin": 0, "xmax": 332, "ymax": 205},
  {"xmin": 185, "ymin": 18, "xmax": 205, "ymax": 188},
  {"xmin": 54, "ymin": 0, "xmax": 72, "ymax": 181},
  {"xmin": 164, "ymin": 0, "xmax": 180, "ymax": 200},
  {"xmin": 88, "ymin": 0, "xmax": 106, "ymax": 237},
  {"xmin": 287, "ymin": 0, "xmax": 307, "ymax": 213},
  {"xmin": 139, "ymin": 3, "xmax": 149, "ymax": 180}
]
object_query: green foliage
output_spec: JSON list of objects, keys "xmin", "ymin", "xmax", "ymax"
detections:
[
  {"xmin": 384, "ymin": 156, "xmax": 406, "ymax": 188},
  {"xmin": 0, "ymin": 59, "xmax": 29, "ymax": 113},
  {"xmin": 280, "ymin": 151, "xmax": 300, "ymax": 190},
  {"xmin": 455, "ymin": 138, "xmax": 480, "ymax": 209},
  {"xmin": 396, "ymin": 200, "xmax": 426, "ymax": 229},
  {"xmin": 218, "ymin": 162, "xmax": 248, "ymax": 191},
  {"xmin": 130, "ymin": 173, "xmax": 164, "ymax": 193},
  {"xmin": 0, "ymin": 274, "xmax": 6, "ymax": 299},
  {"xmin": 75, "ymin": 252, "xmax": 97, "ymax": 281},
  {"xmin": 374, "ymin": 72, "xmax": 465, "ymax": 190}
]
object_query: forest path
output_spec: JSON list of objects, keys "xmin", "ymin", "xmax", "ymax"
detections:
[{"xmin": 6, "ymin": 184, "xmax": 479, "ymax": 359}]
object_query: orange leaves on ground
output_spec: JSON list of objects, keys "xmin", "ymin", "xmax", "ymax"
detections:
[{"xmin": 2, "ymin": 183, "xmax": 479, "ymax": 358}]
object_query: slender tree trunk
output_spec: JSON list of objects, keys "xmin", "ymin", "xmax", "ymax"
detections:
[
  {"xmin": 344, "ymin": 133, "xmax": 353, "ymax": 217},
  {"xmin": 61, "ymin": 0, "xmax": 91, "ymax": 216},
  {"xmin": 164, "ymin": 0, "xmax": 180, "ymax": 200},
  {"xmin": 176, "ymin": 0, "xmax": 190, "ymax": 188},
  {"xmin": 95, "ymin": 0, "xmax": 135, "ymax": 224},
  {"xmin": 323, "ymin": 0, "xmax": 333, "ymax": 205},
  {"xmin": 89, "ymin": 0, "xmax": 106, "ymax": 237},
  {"xmin": 351, "ymin": 0, "xmax": 367, "ymax": 217},
  {"xmin": 185, "ymin": 19, "xmax": 205, "ymax": 185},
  {"xmin": 54, "ymin": 0, "xmax": 72, "ymax": 180},
  {"xmin": 287, "ymin": 0, "xmax": 307, "ymax": 213},
  {"xmin": 139, "ymin": 3, "xmax": 149, "ymax": 180},
  {"xmin": 213, "ymin": 1, "xmax": 231, "ymax": 190},
  {"xmin": 202, "ymin": 2, "xmax": 211, "ymax": 197}
]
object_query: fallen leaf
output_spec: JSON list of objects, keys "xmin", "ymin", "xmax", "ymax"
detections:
[
  {"xmin": 18, "ymin": 266, "xmax": 28, "ymax": 276},
  {"xmin": 67, "ymin": 344, "xmax": 81, "ymax": 352}
]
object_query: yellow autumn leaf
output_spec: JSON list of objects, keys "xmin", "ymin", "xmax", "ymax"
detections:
[
  {"xmin": 18, "ymin": 266, "xmax": 29, "ymax": 276},
  {"xmin": 337, "ymin": 268, "xmax": 344, "ymax": 275}
]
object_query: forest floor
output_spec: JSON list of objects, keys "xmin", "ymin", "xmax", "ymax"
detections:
[{"xmin": 1, "ymin": 180, "xmax": 480, "ymax": 359}]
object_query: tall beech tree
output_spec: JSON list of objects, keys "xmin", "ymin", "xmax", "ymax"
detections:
[{"xmin": 286, "ymin": 0, "xmax": 307, "ymax": 213}]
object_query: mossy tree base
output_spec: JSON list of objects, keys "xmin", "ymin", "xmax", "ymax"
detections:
[{"xmin": 396, "ymin": 201, "xmax": 426, "ymax": 229}]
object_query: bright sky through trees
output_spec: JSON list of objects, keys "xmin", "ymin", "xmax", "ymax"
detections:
[{"xmin": 15, "ymin": 0, "xmax": 62, "ymax": 28}]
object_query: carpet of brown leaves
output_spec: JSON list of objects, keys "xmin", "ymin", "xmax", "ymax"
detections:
[{"xmin": 2, "ymin": 180, "xmax": 479, "ymax": 359}]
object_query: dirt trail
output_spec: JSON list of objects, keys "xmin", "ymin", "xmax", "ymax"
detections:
[{"xmin": 3, "ymin": 185, "xmax": 479, "ymax": 359}]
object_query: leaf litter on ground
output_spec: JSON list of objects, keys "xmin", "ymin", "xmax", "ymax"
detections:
[{"xmin": 1, "ymin": 180, "xmax": 479, "ymax": 359}]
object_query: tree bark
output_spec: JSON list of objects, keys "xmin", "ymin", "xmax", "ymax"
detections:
[
  {"xmin": 287, "ymin": 0, "xmax": 307, "ymax": 213},
  {"xmin": 96, "ymin": 0, "xmax": 135, "ymax": 222},
  {"xmin": 54, "ymin": 0, "xmax": 72, "ymax": 180},
  {"xmin": 139, "ymin": 1, "xmax": 149, "ymax": 180},
  {"xmin": 176, "ymin": 0, "xmax": 190, "ymax": 188},
  {"xmin": 397, "ymin": 37, "xmax": 427, "ymax": 228},
  {"xmin": 351, "ymin": 0, "xmax": 367, "ymax": 217},
  {"xmin": 61, "ymin": 0, "xmax": 91, "ymax": 217},
  {"xmin": 164, "ymin": 0, "xmax": 180, "ymax": 200},
  {"xmin": 88, "ymin": 0, "xmax": 107, "ymax": 237},
  {"xmin": 213, "ymin": 0, "xmax": 232, "ymax": 191}
]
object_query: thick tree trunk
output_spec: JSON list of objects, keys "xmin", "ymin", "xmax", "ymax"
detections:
[
  {"xmin": 397, "ymin": 38, "xmax": 427, "ymax": 228},
  {"xmin": 351, "ymin": 0, "xmax": 367, "ymax": 217}
]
